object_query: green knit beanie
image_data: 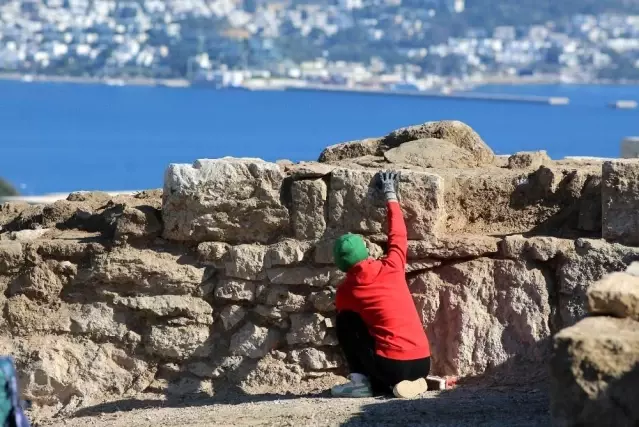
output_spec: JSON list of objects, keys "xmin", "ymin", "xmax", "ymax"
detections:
[{"xmin": 333, "ymin": 233, "xmax": 369, "ymax": 272}]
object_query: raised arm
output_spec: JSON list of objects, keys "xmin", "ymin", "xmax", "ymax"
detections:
[{"xmin": 377, "ymin": 171, "xmax": 407, "ymax": 269}]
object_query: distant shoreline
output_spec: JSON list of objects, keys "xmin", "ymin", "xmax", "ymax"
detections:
[{"xmin": 2, "ymin": 72, "xmax": 639, "ymax": 91}]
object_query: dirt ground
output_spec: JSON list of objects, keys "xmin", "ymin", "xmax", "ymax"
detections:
[{"xmin": 38, "ymin": 386, "xmax": 550, "ymax": 427}]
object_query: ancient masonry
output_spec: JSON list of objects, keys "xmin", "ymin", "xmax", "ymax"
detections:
[{"xmin": 0, "ymin": 121, "xmax": 637, "ymax": 423}]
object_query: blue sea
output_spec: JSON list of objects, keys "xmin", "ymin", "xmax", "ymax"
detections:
[{"xmin": 1, "ymin": 79, "xmax": 638, "ymax": 194}]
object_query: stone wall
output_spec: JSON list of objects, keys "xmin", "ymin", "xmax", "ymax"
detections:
[{"xmin": 2, "ymin": 121, "xmax": 639, "ymax": 415}]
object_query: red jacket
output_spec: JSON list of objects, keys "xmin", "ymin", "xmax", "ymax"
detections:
[{"xmin": 335, "ymin": 201, "xmax": 431, "ymax": 361}]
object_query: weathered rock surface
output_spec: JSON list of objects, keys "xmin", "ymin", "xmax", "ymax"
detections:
[
  {"xmin": 551, "ymin": 317, "xmax": 639, "ymax": 427},
  {"xmin": 602, "ymin": 160, "xmax": 639, "ymax": 245},
  {"xmin": 411, "ymin": 258, "xmax": 551, "ymax": 377},
  {"xmin": 318, "ymin": 137, "xmax": 383, "ymax": 163},
  {"xmin": 162, "ymin": 158, "xmax": 289, "ymax": 243},
  {"xmin": 384, "ymin": 120, "xmax": 495, "ymax": 165},
  {"xmin": 328, "ymin": 168, "xmax": 445, "ymax": 238},
  {"xmin": 291, "ymin": 179, "xmax": 327, "ymax": 240},
  {"xmin": 384, "ymin": 138, "xmax": 481, "ymax": 168},
  {"xmin": 507, "ymin": 151, "xmax": 552, "ymax": 169},
  {"xmin": 587, "ymin": 272, "xmax": 639, "ymax": 321}
]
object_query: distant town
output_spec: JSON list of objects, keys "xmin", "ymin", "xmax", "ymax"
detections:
[{"xmin": 1, "ymin": 0, "xmax": 639, "ymax": 92}]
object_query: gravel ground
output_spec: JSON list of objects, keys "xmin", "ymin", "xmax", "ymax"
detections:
[{"xmin": 38, "ymin": 387, "xmax": 550, "ymax": 427}]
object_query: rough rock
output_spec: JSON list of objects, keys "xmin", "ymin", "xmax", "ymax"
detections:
[
  {"xmin": 384, "ymin": 138, "xmax": 481, "ymax": 168},
  {"xmin": 587, "ymin": 272, "xmax": 639, "ymax": 321},
  {"xmin": 267, "ymin": 239, "xmax": 311, "ymax": 266},
  {"xmin": 284, "ymin": 162, "xmax": 335, "ymax": 179},
  {"xmin": 411, "ymin": 258, "xmax": 551, "ymax": 377},
  {"xmin": 328, "ymin": 168, "xmax": 445, "ymax": 239},
  {"xmin": 224, "ymin": 244, "xmax": 270, "ymax": 280},
  {"xmin": 239, "ymin": 355, "xmax": 303, "ymax": 394},
  {"xmin": 113, "ymin": 295, "xmax": 213, "ymax": 325},
  {"xmin": 264, "ymin": 286, "xmax": 307, "ymax": 312},
  {"xmin": 68, "ymin": 302, "xmax": 135, "ymax": 343},
  {"xmin": 383, "ymin": 120, "xmax": 495, "ymax": 165},
  {"xmin": 9, "ymin": 228, "xmax": 52, "ymax": 242},
  {"xmin": 0, "ymin": 241, "xmax": 23, "ymax": 274},
  {"xmin": 162, "ymin": 158, "xmax": 289, "ymax": 243},
  {"xmin": 219, "ymin": 305, "xmax": 247, "ymax": 330},
  {"xmin": 556, "ymin": 239, "xmax": 639, "ymax": 327},
  {"xmin": 5, "ymin": 296, "xmax": 72, "ymax": 334},
  {"xmin": 214, "ymin": 278, "xmax": 256, "ymax": 302},
  {"xmin": 318, "ymin": 138, "xmax": 383, "ymax": 163},
  {"xmin": 550, "ymin": 316, "xmax": 639, "ymax": 427},
  {"xmin": 229, "ymin": 323, "xmax": 279, "ymax": 358},
  {"xmin": 91, "ymin": 247, "xmax": 205, "ymax": 296},
  {"xmin": 8, "ymin": 263, "xmax": 64, "ymax": 303},
  {"xmin": 507, "ymin": 151, "xmax": 552, "ymax": 169},
  {"xmin": 196, "ymin": 241, "xmax": 229, "ymax": 267},
  {"xmin": 145, "ymin": 325, "xmax": 210, "ymax": 359},
  {"xmin": 20, "ymin": 336, "xmax": 152, "ymax": 406},
  {"xmin": 408, "ymin": 234, "xmax": 500, "ymax": 260},
  {"xmin": 291, "ymin": 179, "xmax": 327, "ymax": 240},
  {"xmin": 499, "ymin": 235, "xmax": 574, "ymax": 262},
  {"xmin": 287, "ymin": 313, "xmax": 327, "ymax": 346},
  {"xmin": 289, "ymin": 348, "xmax": 340, "ymax": 370},
  {"xmin": 602, "ymin": 160, "xmax": 639, "ymax": 245},
  {"xmin": 266, "ymin": 267, "xmax": 334, "ymax": 287},
  {"xmin": 112, "ymin": 205, "xmax": 162, "ymax": 241}
]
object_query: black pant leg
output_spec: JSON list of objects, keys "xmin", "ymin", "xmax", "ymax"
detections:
[
  {"xmin": 374, "ymin": 355, "xmax": 431, "ymax": 388},
  {"xmin": 335, "ymin": 311, "xmax": 387, "ymax": 394}
]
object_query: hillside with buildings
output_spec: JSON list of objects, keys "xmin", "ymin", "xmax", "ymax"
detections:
[{"xmin": 1, "ymin": 0, "xmax": 639, "ymax": 89}]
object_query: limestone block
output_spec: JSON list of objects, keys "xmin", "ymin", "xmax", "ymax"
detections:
[
  {"xmin": 384, "ymin": 120, "xmax": 495, "ymax": 164},
  {"xmin": 267, "ymin": 239, "xmax": 311, "ymax": 266},
  {"xmin": 328, "ymin": 168, "xmax": 445, "ymax": 239},
  {"xmin": 146, "ymin": 325, "xmax": 210, "ymax": 359},
  {"xmin": 163, "ymin": 158, "xmax": 289, "ymax": 243},
  {"xmin": 587, "ymin": 272, "xmax": 639, "ymax": 321},
  {"xmin": 229, "ymin": 323, "xmax": 279, "ymax": 358},
  {"xmin": 266, "ymin": 267, "xmax": 335, "ymax": 288},
  {"xmin": 602, "ymin": 160, "xmax": 639, "ymax": 245},
  {"xmin": 225, "ymin": 244, "xmax": 270, "ymax": 280},
  {"xmin": 196, "ymin": 242, "xmax": 230, "ymax": 267},
  {"xmin": 0, "ymin": 241, "xmax": 23, "ymax": 274},
  {"xmin": 557, "ymin": 239, "xmax": 639, "ymax": 327},
  {"xmin": 219, "ymin": 305, "xmax": 247, "ymax": 330},
  {"xmin": 113, "ymin": 295, "xmax": 213, "ymax": 325},
  {"xmin": 20, "ymin": 336, "xmax": 152, "ymax": 406},
  {"xmin": 288, "ymin": 348, "xmax": 340, "ymax": 370},
  {"xmin": 318, "ymin": 137, "xmax": 383, "ymax": 163},
  {"xmin": 384, "ymin": 138, "xmax": 480, "ymax": 168},
  {"xmin": 550, "ymin": 317, "xmax": 639, "ymax": 427},
  {"xmin": 507, "ymin": 151, "xmax": 551, "ymax": 169},
  {"xmin": 291, "ymin": 179, "xmax": 327, "ymax": 240},
  {"xmin": 214, "ymin": 278, "xmax": 256, "ymax": 302},
  {"xmin": 286, "ymin": 313, "xmax": 326, "ymax": 345},
  {"xmin": 264, "ymin": 286, "xmax": 307, "ymax": 312},
  {"xmin": 91, "ymin": 247, "xmax": 205, "ymax": 295},
  {"xmin": 411, "ymin": 258, "xmax": 551, "ymax": 377}
]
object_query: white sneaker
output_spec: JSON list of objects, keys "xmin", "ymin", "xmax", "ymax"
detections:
[
  {"xmin": 392, "ymin": 377, "xmax": 428, "ymax": 399},
  {"xmin": 331, "ymin": 373, "xmax": 374, "ymax": 398}
]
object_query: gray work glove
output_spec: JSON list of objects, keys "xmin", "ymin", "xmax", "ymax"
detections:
[{"xmin": 377, "ymin": 170, "xmax": 400, "ymax": 201}]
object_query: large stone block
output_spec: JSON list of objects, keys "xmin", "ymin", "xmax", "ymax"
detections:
[
  {"xmin": 162, "ymin": 158, "xmax": 289, "ymax": 243},
  {"xmin": 556, "ymin": 239, "xmax": 639, "ymax": 327},
  {"xmin": 328, "ymin": 168, "xmax": 445, "ymax": 239},
  {"xmin": 411, "ymin": 258, "xmax": 551, "ymax": 377},
  {"xmin": 587, "ymin": 272, "xmax": 639, "ymax": 321},
  {"xmin": 602, "ymin": 160, "xmax": 639, "ymax": 245},
  {"xmin": 291, "ymin": 179, "xmax": 327, "ymax": 240},
  {"xmin": 550, "ymin": 317, "xmax": 639, "ymax": 427}
]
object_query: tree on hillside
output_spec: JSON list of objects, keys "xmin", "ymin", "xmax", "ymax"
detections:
[{"xmin": 0, "ymin": 178, "xmax": 18, "ymax": 197}]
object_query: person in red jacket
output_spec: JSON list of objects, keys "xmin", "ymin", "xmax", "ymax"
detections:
[{"xmin": 330, "ymin": 170, "xmax": 431, "ymax": 399}]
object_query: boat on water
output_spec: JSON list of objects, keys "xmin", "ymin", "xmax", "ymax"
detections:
[
  {"xmin": 609, "ymin": 100, "xmax": 638, "ymax": 110},
  {"xmin": 104, "ymin": 78, "xmax": 126, "ymax": 87}
]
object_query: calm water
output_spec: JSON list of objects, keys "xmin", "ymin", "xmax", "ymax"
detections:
[{"xmin": 1, "ymin": 80, "xmax": 638, "ymax": 194}]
